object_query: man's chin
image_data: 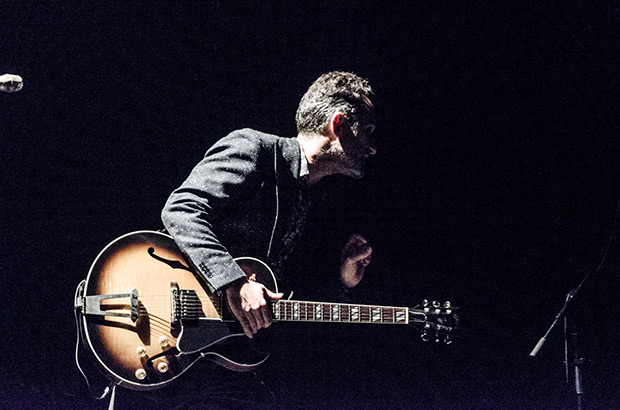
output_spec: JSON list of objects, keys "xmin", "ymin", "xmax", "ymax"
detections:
[{"xmin": 343, "ymin": 168, "xmax": 364, "ymax": 179}]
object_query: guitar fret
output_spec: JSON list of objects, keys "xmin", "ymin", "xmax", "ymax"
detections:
[
  {"xmin": 273, "ymin": 301, "xmax": 409, "ymax": 324},
  {"xmin": 315, "ymin": 303, "xmax": 323, "ymax": 321},
  {"xmin": 331, "ymin": 304, "xmax": 340, "ymax": 321},
  {"xmin": 274, "ymin": 301, "xmax": 281, "ymax": 320},
  {"xmin": 350, "ymin": 306, "xmax": 360, "ymax": 322},
  {"xmin": 371, "ymin": 307, "xmax": 382, "ymax": 322}
]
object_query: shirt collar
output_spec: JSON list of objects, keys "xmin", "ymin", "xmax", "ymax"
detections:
[{"xmin": 297, "ymin": 140, "xmax": 310, "ymax": 181}]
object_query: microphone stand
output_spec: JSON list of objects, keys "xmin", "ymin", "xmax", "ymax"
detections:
[
  {"xmin": 529, "ymin": 273, "xmax": 591, "ymax": 410},
  {"xmin": 566, "ymin": 316, "xmax": 586, "ymax": 410},
  {"xmin": 530, "ymin": 176, "xmax": 620, "ymax": 409}
]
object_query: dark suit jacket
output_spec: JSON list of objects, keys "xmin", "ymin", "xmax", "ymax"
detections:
[{"xmin": 161, "ymin": 128, "xmax": 308, "ymax": 292}]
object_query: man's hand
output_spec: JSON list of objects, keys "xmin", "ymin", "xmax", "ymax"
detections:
[
  {"xmin": 225, "ymin": 278, "xmax": 283, "ymax": 338},
  {"xmin": 340, "ymin": 234, "xmax": 373, "ymax": 288}
]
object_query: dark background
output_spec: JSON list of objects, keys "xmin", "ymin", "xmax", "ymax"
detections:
[{"xmin": 2, "ymin": 1, "xmax": 620, "ymax": 409}]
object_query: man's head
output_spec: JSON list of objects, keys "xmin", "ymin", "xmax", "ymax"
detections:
[
  {"xmin": 296, "ymin": 72, "xmax": 376, "ymax": 180},
  {"xmin": 296, "ymin": 71, "xmax": 374, "ymax": 137}
]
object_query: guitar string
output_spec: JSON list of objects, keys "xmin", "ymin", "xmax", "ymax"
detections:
[
  {"xmin": 104, "ymin": 295, "xmax": 415, "ymax": 324},
  {"xmin": 128, "ymin": 295, "xmax": 411, "ymax": 311},
  {"xmin": 105, "ymin": 309, "xmax": 409, "ymax": 326},
  {"xmin": 135, "ymin": 298, "xmax": 407, "ymax": 315}
]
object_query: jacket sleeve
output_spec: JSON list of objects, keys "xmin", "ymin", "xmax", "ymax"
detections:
[{"xmin": 161, "ymin": 131, "xmax": 263, "ymax": 291}]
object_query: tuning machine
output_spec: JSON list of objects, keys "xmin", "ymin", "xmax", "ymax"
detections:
[{"xmin": 421, "ymin": 328, "xmax": 453, "ymax": 344}]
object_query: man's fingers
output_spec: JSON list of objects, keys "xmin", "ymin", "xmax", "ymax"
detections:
[
  {"xmin": 346, "ymin": 244, "xmax": 372, "ymax": 264},
  {"xmin": 252, "ymin": 305, "xmax": 264, "ymax": 322},
  {"xmin": 360, "ymin": 245, "xmax": 372, "ymax": 258},
  {"xmin": 231, "ymin": 304, "xmax": 256, "ymax": 339},
  {"xmin": 228, "ymin": 281, "xmax": 284, "ymax": 338},
  {"xmin": 244, "ymin": 311, "xmax": 259, "ymax": 335},
  {"xmin": 239, "ymin": 317, "xmax": 255, "ymax": 338},
  {"xmin": 250, "ymin": 307, "xmax": 268, "ymax": 330},
  {"xmin": 265, "ymin": 289, "xmax": 284, "ymax": 300},
  {"xmin": 343, "ymin": 234, "xmax": 372, "ymax": 259},
  {"xmin": 360, "ymin": 253, "xmax": 372, "ymax": 267}
]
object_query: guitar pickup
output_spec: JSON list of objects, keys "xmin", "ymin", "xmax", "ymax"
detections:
[{"xmin": 82, "ymin": 288, "xmax": 139, "ymax": 322}]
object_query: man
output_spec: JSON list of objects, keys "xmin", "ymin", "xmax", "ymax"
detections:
[{"xmin": 162, "ymin": 71, "xmax": 377, "ymax": 339}]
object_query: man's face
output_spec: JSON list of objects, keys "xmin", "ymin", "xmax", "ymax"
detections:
[
  {"xmin": 337, "ymin": 96, "xmax": 377, "ymax": 178},
  {"xmin": 338, "ymin": 118, "xmax": 377, "ymax": 179}
]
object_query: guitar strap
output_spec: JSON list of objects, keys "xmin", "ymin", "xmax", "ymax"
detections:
[
  {"xmin": 266, "ymin": 141, "xmax": 280, "ymax": 261},
  {"xmin": 73, "ymin": 279, "xmax": 119, "ymax": 409}
]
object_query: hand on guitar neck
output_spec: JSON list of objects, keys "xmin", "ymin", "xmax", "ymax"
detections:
[
  {"xmin": 225, "ymin": 278, "xmax": 284, "ymax": 338},
  {"xmin": 226, "ymin": 233, "xmax": 372, "ymax": 338}
]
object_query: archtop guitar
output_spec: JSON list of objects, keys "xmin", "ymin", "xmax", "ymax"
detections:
[{"xmin": 75, "ymin": 230, "xmax": 460, "ymax": 391}]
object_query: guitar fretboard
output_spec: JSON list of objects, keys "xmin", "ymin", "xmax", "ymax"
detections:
[{"xmin": 272, "ymin": 300, "xmax": 409, "ymax": 324}]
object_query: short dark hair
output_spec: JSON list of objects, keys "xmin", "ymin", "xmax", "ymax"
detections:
[{"xmin": 295, "ymin": 71, "xmax": 373, "ymax": 136}]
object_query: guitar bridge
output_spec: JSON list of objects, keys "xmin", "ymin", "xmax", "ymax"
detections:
[
  {"xmin": 82, "ymin": 288, "xmax": 139, "ymax": 322},
  {"xmin": 170, "ymin": 281, "xmax": 205, "ymax": 323}
]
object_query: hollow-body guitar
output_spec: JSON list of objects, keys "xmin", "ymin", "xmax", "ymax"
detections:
[{"xmin": 76, "ymin": 230, "xmax": 460, "ymax": 391}]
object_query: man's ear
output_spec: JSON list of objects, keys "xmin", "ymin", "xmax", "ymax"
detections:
[{"xmin": 329, "ymin": 113, "xmax": 349, "ymax": 140}]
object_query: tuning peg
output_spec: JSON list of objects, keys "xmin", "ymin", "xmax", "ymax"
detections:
[
  {"xmin": 430, "ymin": 300, "xmax": 440, "ymax": 315},
  {"xmin": 421, "ymin": 331, "xmax": 430, "ymax": 342},
  {"xmin": 444, "ymin": 335, "xmax": 453, "ymax": 345}
]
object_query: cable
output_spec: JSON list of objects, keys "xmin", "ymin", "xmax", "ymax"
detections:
[{"xmin": 73, "ymin": 280, "xmax": 115, "ymax": 402}]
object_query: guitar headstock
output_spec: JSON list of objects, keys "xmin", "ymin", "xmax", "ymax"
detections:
[{"xmin": 410, "ymin": 300, "xmax": 462, "ymax": 344}]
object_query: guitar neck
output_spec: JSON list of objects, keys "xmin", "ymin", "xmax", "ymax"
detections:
[{"xmin": 272, "ymin": 300, "xmax": 409, "ymax": 325}]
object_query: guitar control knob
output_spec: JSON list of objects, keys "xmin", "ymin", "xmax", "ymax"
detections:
[
  {"xmin": 136, "ymin": 346, "xmax": 147, "ymax": 357},
  {"xmin": 135, "ymin": 369, "xmax": 147, "ymax": 380},
  {"xmin": 157, "ymin": 361, "xmax": 169, "ymax": 373},
  {"xmin": 159, "ymin": 336, "xmax": 170, "ymax": 347}
]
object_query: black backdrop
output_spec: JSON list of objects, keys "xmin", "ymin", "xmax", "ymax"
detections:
[{"xmin": 2, "ymin": 1, "xmax": 620, "ymax": 409}]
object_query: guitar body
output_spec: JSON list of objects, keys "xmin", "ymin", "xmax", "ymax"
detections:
[{"xmin": 79, "ymin": 231, "xmax": 274, "ymax": 391}]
